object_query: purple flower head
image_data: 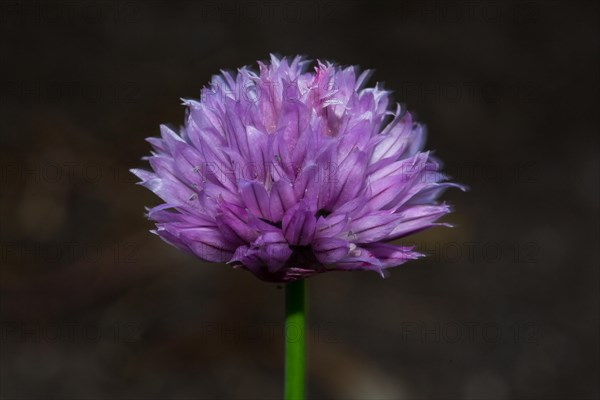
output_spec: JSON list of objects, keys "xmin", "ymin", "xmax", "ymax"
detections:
[{"xmin": 132, "ymin": 55, "xmax": 465, "ymax": 282}]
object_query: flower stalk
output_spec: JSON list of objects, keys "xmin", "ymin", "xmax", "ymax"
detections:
[{"xmin": 285, "ymin": 278, "xmax": 306, "ymax": 400}]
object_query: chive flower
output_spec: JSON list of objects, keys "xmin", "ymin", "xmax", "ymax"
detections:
[{"xmin": 132, "ymin": 55, "xmax": 463, "ymax": 282}]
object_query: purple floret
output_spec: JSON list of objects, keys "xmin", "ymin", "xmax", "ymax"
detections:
[{"xmin": 132, "ymin": 55, "xmax": 465, "ymax": 282}]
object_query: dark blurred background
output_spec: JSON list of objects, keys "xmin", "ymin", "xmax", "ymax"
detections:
[{"xmin": 0, "ymin": 1, "xmax": 598, "ymax": 399}]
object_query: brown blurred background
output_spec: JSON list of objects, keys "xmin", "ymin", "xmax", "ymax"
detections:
[{"xmin": 0, "ymin": 1, "xmax": 598, "ymax": 399}]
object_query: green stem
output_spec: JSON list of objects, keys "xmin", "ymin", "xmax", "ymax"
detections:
[{"xmin": 285, "ymin": 278, "xmax": 306, "ymax": 400}]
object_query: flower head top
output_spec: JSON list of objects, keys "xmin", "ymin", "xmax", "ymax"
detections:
[{"xmin": 132, "ymin": 55, "xmax": 464, "ymax": 282}]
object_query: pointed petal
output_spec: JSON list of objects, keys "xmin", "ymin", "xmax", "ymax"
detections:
[
  {"xmin": 239, "ymin": 180, "xmax": 271, "ymax": 220},
  {"xmin": 269, "ymin": 179, "xmax": 296, "ymax": 221},
  {"xmin": 315, "ymin": 213, "xmax": 349, "ymax": 239},
  {"xmin": 334, "ymin": 245, "xmax": 383, "ymax": 274},
  {"xmin": 282, "ymin": 201, "xmax": 317, "ymax": 246},
  {"xmin": 313, "ymin": 238, "xmax": 350, "ymax": 264},
  {"xmin": 363, "ymin": 243, "xmax": 423, "ymax": 268},
  {"xmin": 389, "ymin": 204, "xmax": 452, "ymax": 239},
  {"xmin": 328, "ymin": 150, "xmax": 368, "ymax": 208},
  {"xmin": 254, "ymin": 231, "xmax": 293, "ymax": 273},
  {"xmin": 346, "ymin": 211, "xmax": 403, "ymax": 243},
  {"xmin": 293, "ymin": 164, "xmax": 320, "ymax": 210},
  {"xmin": 177, "ymin": 227, "xmax": 235, "ymax": 263},
  {"xmin": 217, "ymin": 202, "xmax": 258, "ymax": 243}
]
